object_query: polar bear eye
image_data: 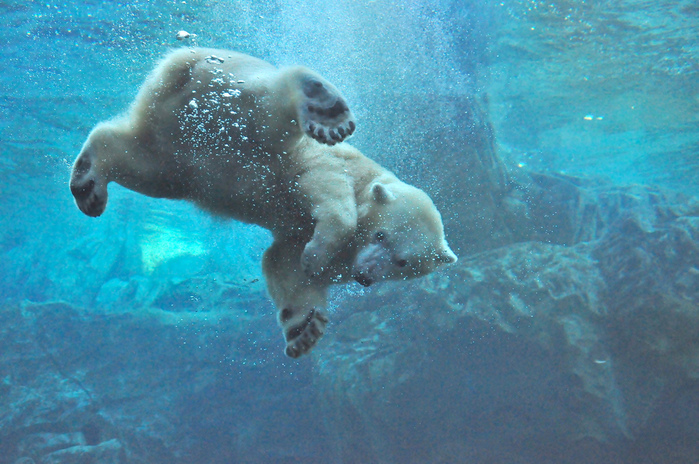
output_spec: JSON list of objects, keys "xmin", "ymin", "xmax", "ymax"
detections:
[{"xmin": 375, "ymin": 231, "xmax": 387, "ymax": 242}]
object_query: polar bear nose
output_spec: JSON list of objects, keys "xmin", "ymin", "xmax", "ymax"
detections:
[{"xmin": 354, "ymin": 274, "xmax": 374, "ymax": 287}]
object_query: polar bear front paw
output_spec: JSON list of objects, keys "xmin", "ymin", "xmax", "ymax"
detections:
[
  {"xmin": 70, "ymin": 155, "xmax": 108, "ymax": 217},
  {"xmin": 282, "ymin": 307, "xmax": 328, "ymax": 358},
  {"xmin": 300, "ymin": 76, "xmax": 356, "ymax": 146}
]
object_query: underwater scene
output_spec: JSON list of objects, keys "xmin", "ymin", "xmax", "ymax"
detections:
[{"xmin": 2, "ymin": 0, "xmax": 699, "ymax": 463}]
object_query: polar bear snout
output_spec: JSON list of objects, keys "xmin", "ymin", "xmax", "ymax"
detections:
[{"xmin": 352, "ymin": 242, "xmax": 389, "ymax": 286}]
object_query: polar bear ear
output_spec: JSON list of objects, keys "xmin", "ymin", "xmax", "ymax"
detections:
[{"xmin": 371, "ymin": 183, "xmax": 396, "ymax": 204}]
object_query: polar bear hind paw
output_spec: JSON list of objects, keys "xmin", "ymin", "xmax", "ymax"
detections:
[
  {"xmin": 282, "ymin": 308, "xmax": 328, "ymax": 358},
  {"xmin": 70, "ymin": 155, "xmax": 108, "ymax": 217},
  {"xmin": 300, "ymin": 76, "xmax": 356, "ymax": 145}
]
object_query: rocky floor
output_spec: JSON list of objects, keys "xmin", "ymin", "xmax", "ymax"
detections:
[{"xmin": 2, "ymin": 175, "xmax": 698, "ymax": 463}]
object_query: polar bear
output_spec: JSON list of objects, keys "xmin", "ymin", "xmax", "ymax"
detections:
[{"xmin": 70, "ymin": 47, "xmax": 457, "ymax": 357}]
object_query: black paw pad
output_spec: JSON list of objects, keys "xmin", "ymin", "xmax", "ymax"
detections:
[
  {"xmin": 283, "ymin": 309, "xmax": 328, "ymax": 358},
  {"xmin": 299, "ymin": 74, "xmax": 355, "ymax": 146},
  {"xmin": 70, "ymin": 178, "xmax": 95, "ymax": 201},
  {"xmin": 326, "ymin": 100, "xmax": 348, "ymax": 118},
  {"xmin": 303, "ymin": 79, "xmax": 325, "ymax": 98},
  {"xmin": 70, "ymin": 176, "xmax": 107, "ymax": 217},
  {"xmin": 280, "ymin": 308, "xmax": 293, "ymax": 323}
]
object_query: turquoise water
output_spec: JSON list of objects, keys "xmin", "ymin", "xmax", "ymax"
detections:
[{"xmin": 1, "ymin": 1, "xmax": 698, "ymax": 463}]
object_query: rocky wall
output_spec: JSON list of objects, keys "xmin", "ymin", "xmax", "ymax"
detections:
[{"xmin": 313, "ymin": 178, "xmax": 699, "ymax": 464}]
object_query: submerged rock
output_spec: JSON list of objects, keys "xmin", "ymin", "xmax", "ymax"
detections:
[
  {"xmin": 314, "ymin": 179, "xmax": 699, "ymax": 463},
  {"xmin": 22, "ymin": 439, "xmax": 125, "ymax": 464},
  {"xmin": 0, "ymin": 299, "xmax": 326, "ymax": 463}
]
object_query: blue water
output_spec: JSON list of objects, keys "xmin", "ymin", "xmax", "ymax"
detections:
[{"xmin": 2, "ymin": 1, "xmax": 699, "ymax": 463}]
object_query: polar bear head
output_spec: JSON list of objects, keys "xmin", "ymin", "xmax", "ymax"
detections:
[{"xmin": 353, "ymin": 182, "xmax": 457, "ymax": 287}]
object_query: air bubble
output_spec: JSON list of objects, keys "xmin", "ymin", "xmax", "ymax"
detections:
[
  {"xmin": 175, "ymin": 30, "xmax": 197, "ymax": 41},
  {"xmin": 205, "ymin": 55, "xmax": 225, "ymax": 64}
]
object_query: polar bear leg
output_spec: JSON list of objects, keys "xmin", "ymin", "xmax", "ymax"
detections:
[
  {"xmin": 263, "ymin": 240, "xmax": 330, "ymax": 358},
  {"xmin": 300, "ymin": 200, "xmax": 357, "ymax": 277},
  {"xmin": 290, "ymin": 69, "xmax": 356, "ymax": 145},
  {"xmin": 296, "ymin": 154, "xmax": 358, "ymax": 276}
]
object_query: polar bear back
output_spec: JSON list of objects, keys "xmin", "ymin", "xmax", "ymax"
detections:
[{"xmin": 97, "ymin": 49, "xmax": 303, "ymax": 228}]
